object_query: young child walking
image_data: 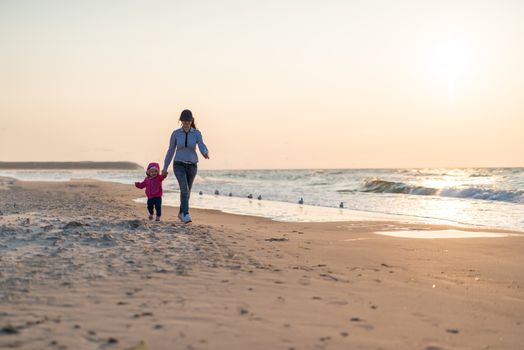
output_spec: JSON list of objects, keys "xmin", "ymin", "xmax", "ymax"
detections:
[{"xmin": 135, "ymin": 162, "xmax": 167, "ymax": 221}]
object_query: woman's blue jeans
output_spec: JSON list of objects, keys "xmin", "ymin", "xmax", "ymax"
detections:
[{"xmin": 173, "ymin": 161, "xmax": 198, "ymax": 215}]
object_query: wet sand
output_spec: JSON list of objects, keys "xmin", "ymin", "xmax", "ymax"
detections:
[{"xmin": 0, "ymin": 177, "xmax": 523, "ymax": 350}]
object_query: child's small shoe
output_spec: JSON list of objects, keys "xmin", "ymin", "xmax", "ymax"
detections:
[
  {"xmin": 148, "ymin": 214, "xmax": 153, "ymax": 221},
  {"xmin": 155, "ymin": 216, "xmax": 160, "ymax": 222}
]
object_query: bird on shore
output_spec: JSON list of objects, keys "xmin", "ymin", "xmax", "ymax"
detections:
[
  {"xmin": 214, "ymin": 190, "xmax": 219, "ymax": 195},
  {"xmin": 199, "ymin": 191, "xmax": 203, "ymax": 195},
  {"xmin": 257, "ymin": 195, "xmax": 262, "ymax": 200},
  {"xmin": 339, "ymin": 202, "xmax": 344, "ymax": 208},
  {"xmin": 228, "ymin": 192, "xmax": 233, "ymax": 197},
  {"xmin": 298, "ymin": 198, "xmax": 304, "ymax": 205},
  {"xmin": 247, "ymin": 194, "xmax": 253, "ymax": 199}
]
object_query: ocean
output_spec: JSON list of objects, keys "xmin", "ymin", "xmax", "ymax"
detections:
[{"xmin": 1, "ymin": 168, "xmax": 523, "ymax": 232}]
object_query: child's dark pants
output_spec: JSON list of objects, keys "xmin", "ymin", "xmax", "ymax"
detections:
[{"xmin": 147, "ymin": 197, "xmax": 162, "ymax": 217}]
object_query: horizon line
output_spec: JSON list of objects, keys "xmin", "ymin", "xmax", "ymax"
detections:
[{"xmin": 1, "ymin": 161, "xmax": 523, "ymax": 171}]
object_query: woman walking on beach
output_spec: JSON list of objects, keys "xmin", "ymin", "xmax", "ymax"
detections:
[{"xmin": 162, "ymin": 109, "xmax": 209, "ymax": 223}]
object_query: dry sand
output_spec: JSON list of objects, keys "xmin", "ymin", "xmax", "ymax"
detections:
[{"xmin": 0, "ymin": 177, "xmax": 523, "ymax": 350}]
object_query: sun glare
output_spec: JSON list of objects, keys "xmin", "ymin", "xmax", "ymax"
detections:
[{"xmin": 427, "ymin": 38, "xmax": 473, "ymax": 96}]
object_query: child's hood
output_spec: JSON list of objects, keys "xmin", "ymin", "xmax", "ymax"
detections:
[{"xmin": 146, "ymin": 162, "xmax": 160, "ymax": 176}]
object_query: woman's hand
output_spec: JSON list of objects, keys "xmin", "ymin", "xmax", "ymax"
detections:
[
  {"xmin": 161, "ymin": 170, "xmax": 168, "ymax": 177},
  {"xmin": 203, "ymin": 153, "xmax": 210, "ymax": 159}
]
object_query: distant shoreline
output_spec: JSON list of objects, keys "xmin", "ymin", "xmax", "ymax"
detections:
[{"xmin": 0, "ymin": 161, "xmax": 143, "ymax": 170}]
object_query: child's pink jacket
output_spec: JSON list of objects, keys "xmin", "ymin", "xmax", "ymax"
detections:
[{"xmin": 135, "ymin": 162, "xmax": 167, "ymax": 198}]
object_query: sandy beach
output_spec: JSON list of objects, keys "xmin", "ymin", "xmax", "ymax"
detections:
[{"xmin": 0, "ymin": 177, "xmax": 523, "ymax": 350}]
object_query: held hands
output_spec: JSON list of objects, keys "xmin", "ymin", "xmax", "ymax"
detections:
[{"xmin": 161, "ymin": 170, "xmax": 168, "ymax": 177}]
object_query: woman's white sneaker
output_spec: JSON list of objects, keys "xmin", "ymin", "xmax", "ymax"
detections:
[
  {"xmin": 183, "ymin": 214, "xmax": 192, "ymax": 223},
  {"xmin": 177, "ymin": 213, "xmax": 184, "ymax": 222}
]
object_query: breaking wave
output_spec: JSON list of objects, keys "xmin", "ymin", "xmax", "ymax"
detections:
[
  {"xmin": 360, "ymin": 179, "xmax": 523, "ymax": 203},
  {"xmin": 360, "ymin": 179, "xmax": 438, "ymax": 196}
]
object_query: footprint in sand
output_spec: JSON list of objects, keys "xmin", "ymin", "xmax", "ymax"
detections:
[
  {"xmin": 319, "ymin": 336, "xmax": 331, "ymax": 342},
  {"xmin": 0, "ymin": 325, "xmax": 19, "ymax": 334},
  {"xmin": 350, "ymin": 317, "xmax": 374, "ymax": 330}
]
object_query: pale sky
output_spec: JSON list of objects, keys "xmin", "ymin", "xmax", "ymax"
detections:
[{"xmin": 0, "ymin": 0, "xmax": 523, "ymax": 169}]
